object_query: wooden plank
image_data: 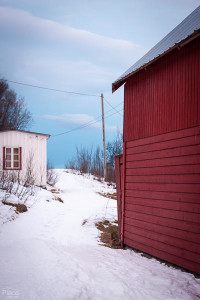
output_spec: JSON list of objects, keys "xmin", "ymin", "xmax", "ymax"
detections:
[
  {"xmin": 124, "ymin": 216, "xmax": 200, "ymax": 244},
  {"xmin": 125, "ymin": 189, "xmax": 200, "ymax": 203},
  {"xmin": 124, "ymin": 230, "xmax": 200, "ymax": 264},
  {"xmin": 126, "ymin": 144, "xmax": 200, "ymax": 161},
  {"xmin": 126, "ymin": 154, "xmax": 200, "ymax": 169},
  {"xmin": 126, "ymin": 164, "xmax": 200, "ymax": 175},
  {"xmin": 124, "ymin": 237, "xmax": 200, "ymax": 274},
  {"xmin": 124, "ymin": 223, "xmax": 200, "ymax": 254},
  {"xmin": 115, "ymin": 155, "xmax": 122, "ymax": 240},
  {"xmin": 125, "ymin": 203, "xmax": 200, "ymax": 223},
  {"xmin": 126, "ymin": 127, "xmax": 200, "ymax": 148},
  {"xmin": 125, "ymin": 197, "xmax": 200, "ymax": 213},
  {"xmin": 126, "ymin": 182, "xmax": 200, "ymax": 194},
  {"xmin": 126, "ymin": 135, "xmax": 200, "ymax": 155},
  {"xmin": 121, "ymin": 142, "xmax": 126, "ymax": 247},
  {"xmin": 126, "ymin": 174, "xmax": 200, "ymax": 184},
  {"xmin": 125, "ymin": 210, "xmax": 200, "ymax": 233},
  {"xmin": 115, "ymin": 154, "xmax": 123, "ymax": 164}
]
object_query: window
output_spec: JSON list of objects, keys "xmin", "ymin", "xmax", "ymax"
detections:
[{"xmin": 3, "ymin": 147, "xmax": 22, "ymax": 170}]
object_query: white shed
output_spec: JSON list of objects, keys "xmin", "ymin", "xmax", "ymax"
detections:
[{"xmin": 0, "ymin": 130, "xmax": 50, "ymax": 186}]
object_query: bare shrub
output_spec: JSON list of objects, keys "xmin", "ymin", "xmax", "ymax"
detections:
[
  {"xmin": 106, "ymin": 131, "xmax": 123, "ymax": 167},
  {"xmin": 23, "ymin": 152, "xmax": 36, "ymax": 187},
  {"xmin": 76, "ymin": 146, "xmax": 93, "ymax": 174},
  {"xmin": 0, "ymin": 154, "xmax": 36, "ymax": 203},
  {"xmin": 0, "ymin": 169, "xmax": 35, "ymax": 203},
  {"xmin": 91, "ymin": 146, "xmax": 103, "ymax": 178},
  {"xmin": 65, "ymin": 158, "xmax": 76, "ymax": 170},
  {"xmin": 106, "ymin": 164, "xmax": 115, "ymax": 183},
  {"xmin": 64, "ymin": 132, "xmax": 122, "ymax": 183},
  {"xmin": 65, "ymin": 145, "xmax": 104, "ymax": 179},
  {"xmin": 47, "ymin": 162, "xmax": 59, "ymax": 186}
]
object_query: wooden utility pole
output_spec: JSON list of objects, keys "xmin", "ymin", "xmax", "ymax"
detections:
[{"xmin": 101, "ymin": 93, "xmax": 107, "ymax": 179}]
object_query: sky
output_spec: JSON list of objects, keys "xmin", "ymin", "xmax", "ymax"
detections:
[{"xmin": 0, "ymin": 0, "xmax": 200, "ymax": 167}]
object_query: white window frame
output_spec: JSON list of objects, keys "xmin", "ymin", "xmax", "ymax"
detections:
[{"xmin": 5, "ymin": 147, "xmax": 21, "ymax": 170}]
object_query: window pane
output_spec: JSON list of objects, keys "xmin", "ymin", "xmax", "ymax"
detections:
[
  {"xmin": 6, "ymin": 155, "xmax": 11, "ymax": 160},
  {"xmin": 14, "ymin": 155, "xmax": 19, "ymax": 160},
  {"xmin": 6, "ymin": 162, "xmax": 11, "ymax": 168},
  {"xmin": 14, "ymin": 161, "xmax": 19, "ymax": 168},
  {"xmin": 6, "ymin": 148, "xmax": 11, "ymax": 154},
  {"xmin": 14, "ymin": 148, "xmax": 19, "ymax": 154}
]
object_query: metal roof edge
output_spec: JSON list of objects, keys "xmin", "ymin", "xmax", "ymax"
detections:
[{"xmin": 112, "ymin": 27, "xmax": 200, "ymax": 93}]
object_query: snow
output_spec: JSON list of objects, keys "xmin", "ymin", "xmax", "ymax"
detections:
[{"xmin": 0, "ymin": 170, "xmax": 199, "ymax": 300}]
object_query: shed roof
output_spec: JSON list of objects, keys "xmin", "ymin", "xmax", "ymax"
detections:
[
  {"xmin": 112, "ymin": 5, "xmax": 200, "ymax": 92},
  {"xmin": 0, "ymin": 129, "xmax": 50, "ymax": 139}
]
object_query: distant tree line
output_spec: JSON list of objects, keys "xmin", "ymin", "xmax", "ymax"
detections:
[
  {"xmin": 65, "ymin": 132, "xmax": 123, "ymax": 182},
  {"xmin": 0, "ymin": 79, "xmax": 32, "ymax": 131}
]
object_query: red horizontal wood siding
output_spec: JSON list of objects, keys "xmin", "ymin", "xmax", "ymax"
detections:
[
  {"xmin": 124, "ymin": 237, "xmax": 200, "ymax": 274},
  {"xmin": 124, "ymin": 37, "xmax": 200, "ymax": 142},
  {"xmin": 123, "ymin": 126, "xmax": 200, "ymax": 273}
]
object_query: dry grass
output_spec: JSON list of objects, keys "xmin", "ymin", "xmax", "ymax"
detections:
[
  {"xmin": 95, "ymin": 219, "xmax": 120, "ymax": 249},
  {"xmin": 82, "ymin": 219, "xmax": 88, "ymax": 226},
  {"xmin": 56, "ymin": 197, "xmax": 64, "ymax": 203},
  {"xmin": 50, "ymin": 188, "xmax": 64, "ymax": 203},
  {"xmin": 93, "ymin": 176, "xmax": 103, "ymax": 183},
  {"xmin": 2, "ymin": 201, "xmax": 28, "ymax": 213},
  {"xmin": 50, "ymin": 188, "xmax": 60, "ymax": 194},
  {"xmin": 97, "ymin": 192, "xmax": 117, "ymax": 200}
]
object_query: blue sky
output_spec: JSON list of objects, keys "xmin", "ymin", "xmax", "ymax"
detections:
[{"xmin": 0, "ymin": 0, "xmax": 199, "ymax": 167}]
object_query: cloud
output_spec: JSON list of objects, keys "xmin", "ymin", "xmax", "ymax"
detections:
[
  {"xmin": 0, "ymin": 6, "xmax": 147, "ymax": 96},
  {"xmin": 0, "ymin": 6, "xmax": 144, "ymax": 64},
  {"xmin": 42, "ymin": 113, "xmax": 101, "ymax": 128},
  {"xmin": 16, "ymin": 57, "xmax": 114, "ymax": 92},
  {"xmin": 41, "ymin": 113, "xmax": 117, "ymax": 131}
]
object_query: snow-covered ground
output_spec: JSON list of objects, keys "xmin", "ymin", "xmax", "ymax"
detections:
[{"xmin": 0, "ymin": 170, "xmax": 199, "ymax": 300}]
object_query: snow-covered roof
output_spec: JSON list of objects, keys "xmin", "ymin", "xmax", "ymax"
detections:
[
  {"xmin": 112, "ymin": 5, "xmax": 200, "ymax": 92},
  {"xmin": 0, "ymin": 129, "xmax": 50, "ymax": 138}
]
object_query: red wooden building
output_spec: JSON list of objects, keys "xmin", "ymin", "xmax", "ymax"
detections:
[{"xmin": 113, "ymin": 6, "xmax": 200, "ymax": 274}]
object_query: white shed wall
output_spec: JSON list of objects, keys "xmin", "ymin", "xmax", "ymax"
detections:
[{"xmin": 0, "ymin": 131, "xmax": 48, "ymax": 186}]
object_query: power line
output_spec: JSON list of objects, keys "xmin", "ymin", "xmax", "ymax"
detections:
[
  {"xmin": 5, "ymin": 78, "xmax": 124, "ymax": 137},
  {"xmin": 104, "ymin": 97, "xmax": 123, "ymax": 116},
  {"xmin": 6, "ymin": 80, "xmax": 124, "ymax": 113},
  {"xmin": 6, "ymin": 79, "xmax": 101, "ymax": 98},
  {"xmin": 104, "ymin": 109, "xmax": 124, "ymax": 120},
  {"xmin": 52, "ymin": 115, "xmax": 103, "ymax": 137},
  {"xmin": 52, "ymin": 102, "xmax": 123, "ymax": 137},
  {"xmin": 51, "ymin": 107, "xmax": 123, "ymax": 138},
  {"xmin": 51, "ymin": 107, "xmax": 123, "ymax": 137},
  {"xmin": 104, "ymin": 102, "xmax": 123, "ymax": 117}
]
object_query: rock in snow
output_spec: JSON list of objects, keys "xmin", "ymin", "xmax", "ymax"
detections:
[{"xmin": 0, "ymin": 170, "xmax": 199, "ymax": 300}]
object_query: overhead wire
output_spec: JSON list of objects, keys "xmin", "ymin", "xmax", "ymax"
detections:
[
  {"xmin": 6, "ymin": 78, "xmax": 124, "ymax": 137},
  {"xmin": 6, "ymin": 79, "xmax": 123, "ymax": 114},
  {"xmin": 103, "ymin": 97, "xmax": 123, "ymax": 116},
  {"xmin": 51, "ymin": 107, "xmax": 123, "ymax": 137},
  {"xmin": 6, "ymin": 79, "xmax": 101, "ymax": 98}
]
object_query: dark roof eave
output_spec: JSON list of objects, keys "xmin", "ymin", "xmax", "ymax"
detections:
[{"xmin": 112, "ymin": 30, "xmax": 200, "ymax": 93}]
